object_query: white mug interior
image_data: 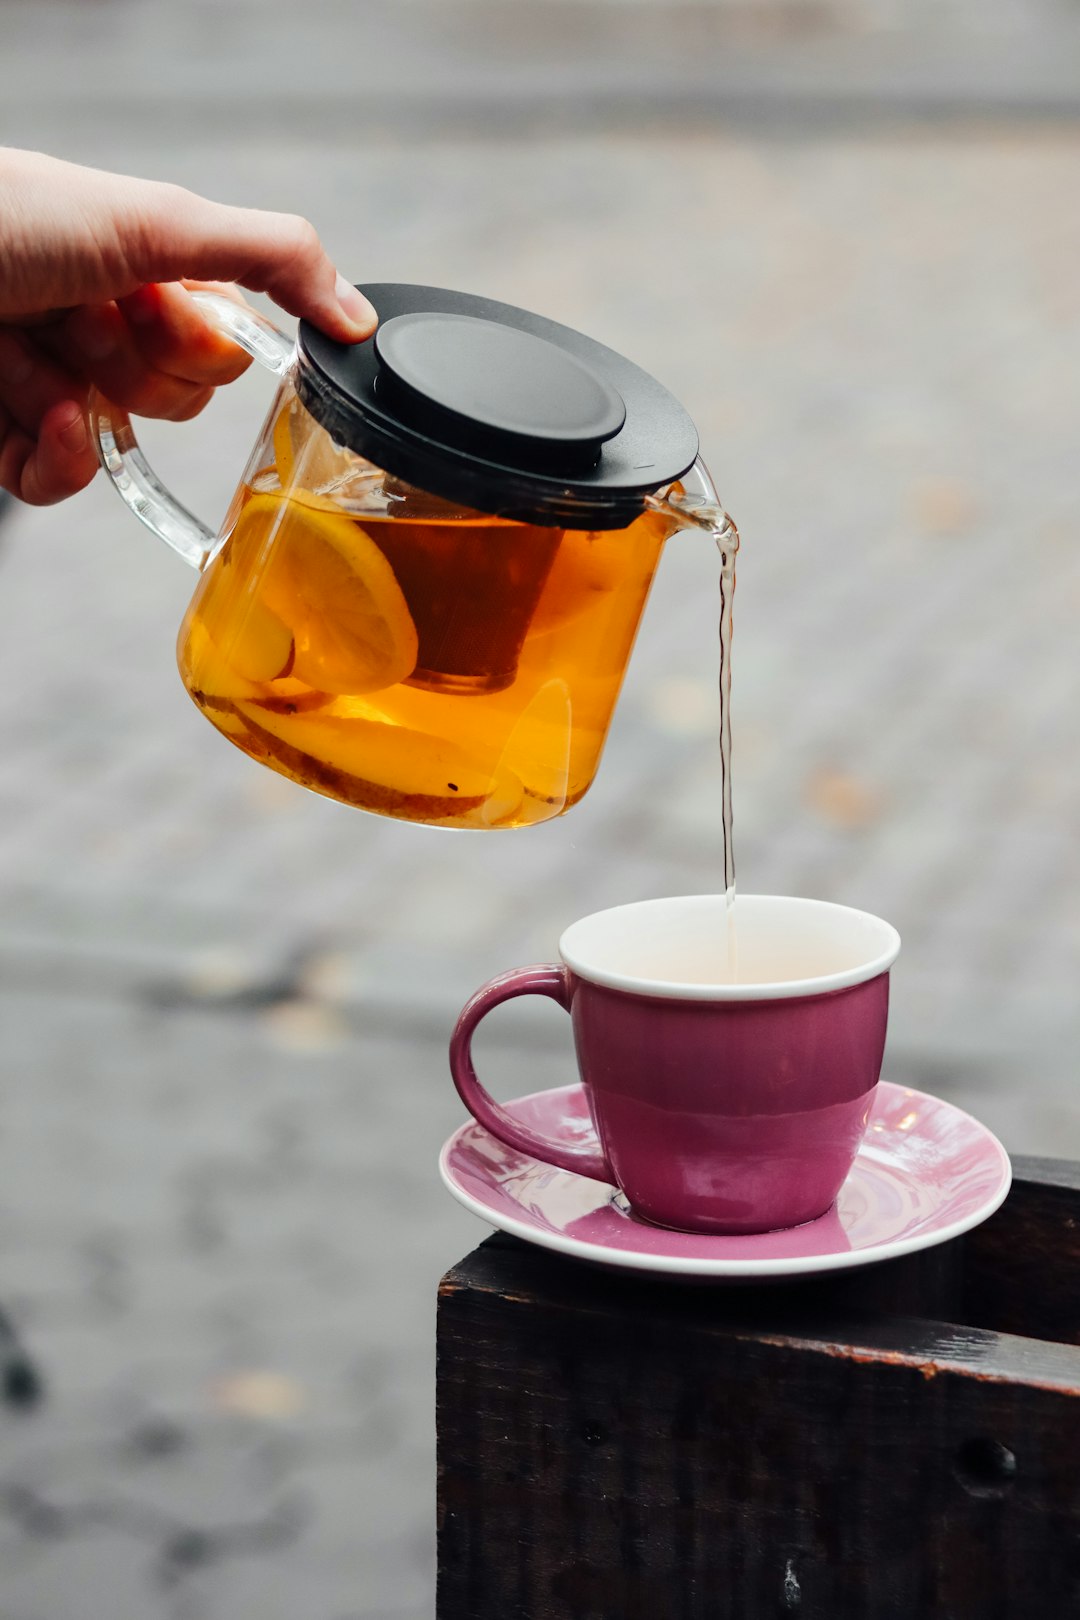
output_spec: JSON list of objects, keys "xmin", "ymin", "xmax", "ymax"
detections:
[{"xmin": 558, "ymin": 894, "xmax": 901, "ymax": 1002}]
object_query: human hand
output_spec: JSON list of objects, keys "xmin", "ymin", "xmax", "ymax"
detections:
[{"xmin": 0, "ymin": 148, "xmax": 377, "ymax": 506}]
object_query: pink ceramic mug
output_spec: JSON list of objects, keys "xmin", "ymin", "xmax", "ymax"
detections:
[{"xmin": 450, "ymin": 894, "xmax": 901, "ymax": 1235}]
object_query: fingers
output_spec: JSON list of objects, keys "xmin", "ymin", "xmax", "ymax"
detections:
[
  {"xmin": 119, "ymin": 185, "xmax": 377, "ymax": 342},
  {"xmin": 28, "ymin": 400, "xmax": 99, "ymax": 504},
  {"xmin": 116, "ymin": 282, "xmax": 252, "ymax": 387},
  {"xmin": 59, "ymin": 301, "xmax": 226, "ymax": 421},
  {"xmin": 0, "ymin": 325, "xmax": 82, "ymax": 436},
  {"xmin": 162, "ymin": 384, "xmax": 216, "ymax": 424},
  {"xmin": 1, "ymin": 151, "xmax": 374, "ymax": 345},
  {"xmin": 0, "ymin": 296, "xmax": 224, "ymax": 508},
  {"xmin": 0, "ymin": 325, "xmax": 100, "ymax": 503},
  {"xmin": 0, "ymin": 399, "xmax": 98, "ymax": 506}
]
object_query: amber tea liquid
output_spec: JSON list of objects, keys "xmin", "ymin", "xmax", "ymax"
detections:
[{"xmin": 178, "ymin": 479, "xmax": 669, "ymax": 829}]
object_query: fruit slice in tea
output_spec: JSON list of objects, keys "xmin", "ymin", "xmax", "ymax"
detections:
[
  {"xmin": 232, "ymin": 491, "xmax": 419, "ymax": 696},
  {"xmin": 207, "ymin": 597, "xmax": 293, "ymax": 685},
  {"xmin": 232, "ymin": 701, "xmax": 523, "ymax": 824},
  {"xmin": 183, "ymin": 617, "xmax": 287, "ymax": 708},
  {"xmin": 272, "ymin": 394, "xmax": 357, "ymax": 493}
]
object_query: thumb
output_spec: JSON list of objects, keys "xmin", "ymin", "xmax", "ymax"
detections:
[{"xmin": 120, "ymin": 185, "xmax": 377, "ymax": 343}]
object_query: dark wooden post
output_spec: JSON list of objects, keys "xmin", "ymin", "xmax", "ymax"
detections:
[{"xmin": 437, "ymin": 1159, "xmax": 1080, "ymax": 1620}]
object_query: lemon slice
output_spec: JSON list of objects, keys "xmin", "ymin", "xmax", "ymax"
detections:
[
  {"xmin": 272, "ymin": 395, "xmax": 357, "ymax": 493},
  {"xmin": 181, "ymin": 619, "xmax": 266, "ymax": 704},
  {"xmin": 234, "ymin": 703, "xmax": 524, "ymax": 824},
  {"xmin": 233, "ymin": 492, "xmax": 418, "ymax": 695}
]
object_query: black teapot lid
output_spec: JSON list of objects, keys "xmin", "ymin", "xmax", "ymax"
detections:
[{"xmin": 295, "ymin": 284, "xmax": 699, "ymax": 529}]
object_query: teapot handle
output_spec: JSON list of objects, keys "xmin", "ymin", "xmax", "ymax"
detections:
[{"xmin": 88, "ymin": 292, "xmax": 295, "ymax": 571}]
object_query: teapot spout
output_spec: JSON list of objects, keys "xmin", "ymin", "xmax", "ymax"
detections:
[{"xmin": 646, "ymin": 456, "xmax": 740, "ymax": 558}]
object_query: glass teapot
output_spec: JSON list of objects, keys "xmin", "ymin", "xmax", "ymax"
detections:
[{"xmin": 92, "ymin": 284, "xmax": 730, "ymax": 830}]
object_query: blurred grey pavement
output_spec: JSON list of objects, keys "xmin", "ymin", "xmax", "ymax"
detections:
[{"xmin": 1, "ymin": 0, "xmax": 1080, "ymax": 1614}]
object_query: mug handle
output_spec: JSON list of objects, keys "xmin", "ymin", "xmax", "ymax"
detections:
[
  {"xmin": 449, "ymin": 965, "xmax": 615, "ymax": 1183},
  {"xmin": 89, "ymin": 292, "xmax": 295, "ymax": 571}
]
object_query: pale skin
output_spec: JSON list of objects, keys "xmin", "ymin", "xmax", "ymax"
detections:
[{"xmin": 0, "ymin": 147, "xmax": 378, "ymax": 506}]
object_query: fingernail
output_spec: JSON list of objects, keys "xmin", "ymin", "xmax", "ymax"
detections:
[
  {"xmin": 334, "ymin": 274, "xmax": 377, "ymax": 333},
  {"xmin": 71, "ymin": 312, "xmax": 117, "ymax": 361},
  {"xmin": 0, "ymin": 335, "xmax": 34, "ymax": 387},
  {"xmin": 56, "ymin": 404, "xmax": 89, "ymax": 455}
]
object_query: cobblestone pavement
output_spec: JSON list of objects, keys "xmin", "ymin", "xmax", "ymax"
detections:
[{"xmin": 1, "ymin": 2, "xmax": 1080, "ymax": 1615}]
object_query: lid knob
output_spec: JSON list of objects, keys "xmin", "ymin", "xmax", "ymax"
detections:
[{"xmin": 373, "ymin": 312, "xmax": 626, "ymax": 476}]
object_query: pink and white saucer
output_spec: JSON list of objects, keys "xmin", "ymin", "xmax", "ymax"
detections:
[{"xmin": 439, "ymin": 1080, "xmax": 1012, "ymax": 1281}]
